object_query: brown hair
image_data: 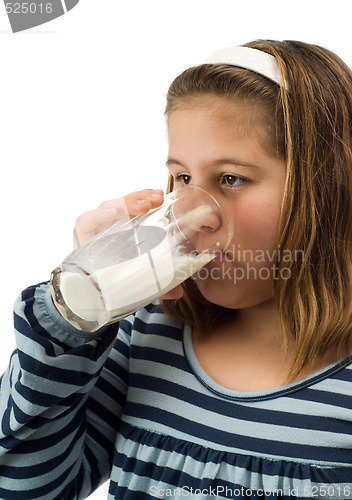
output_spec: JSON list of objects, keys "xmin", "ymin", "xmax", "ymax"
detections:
[{"xmin": 162, "ymin": 40, "xmax": 352, "ymax": 382}]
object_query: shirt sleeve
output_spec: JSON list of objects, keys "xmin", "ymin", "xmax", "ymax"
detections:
[{"xmin": 0, "ymin": 282, "xmax": 132, "ymax": 499}]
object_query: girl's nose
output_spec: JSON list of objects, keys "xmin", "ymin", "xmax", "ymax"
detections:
[
  {"xmin": 171, "ymin": 186, "xmax": 231, "ymax": 251},
  {"xmin": 186, "ymin": 205, "xmax": 222, "ymax": 234}
]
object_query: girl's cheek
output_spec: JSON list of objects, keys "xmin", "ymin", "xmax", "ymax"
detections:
[{"xmin": 234, "ymin": 206, "xmax": 281, "ymax": 251}]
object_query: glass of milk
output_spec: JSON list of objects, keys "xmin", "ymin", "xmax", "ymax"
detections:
[{"xmin": 50, "ymin": 186, "xmax": 231, "ymax": 332}]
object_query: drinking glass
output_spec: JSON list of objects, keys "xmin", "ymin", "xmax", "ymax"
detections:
[{"xmin": 50, "ymin": 186, "xmax": 231, "ymax": 332}]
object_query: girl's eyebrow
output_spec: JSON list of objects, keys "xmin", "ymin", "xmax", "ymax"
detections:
[
  {"xmin": 166, "ymin": 158, "xmax": 261, "ymax": 170},
  {"xmin": 165, "ymin": 159, "xmax": 183, "ymax": 168}
]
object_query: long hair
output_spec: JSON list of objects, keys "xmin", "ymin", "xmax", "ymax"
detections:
[{"xmin": 162, "ymin": 40, "xmax": 352, "ymax": 382}]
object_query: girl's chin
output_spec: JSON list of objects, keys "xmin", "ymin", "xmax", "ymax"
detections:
[
  {"xmin": 193, "ymin": 276, "xmax": 271, "ymax": 310},
  {"xmin": 193, "ymin": 279, "xmax": 237, "ymax": 308}
]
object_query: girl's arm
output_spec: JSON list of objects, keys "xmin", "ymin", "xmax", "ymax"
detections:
[
  {"xmin": 0, "ymin": 282, "xmax": 127, "ymax": 499},
  {"xmin": 0, "ymin": 189, "xmax": 164, "ymax": 499}
]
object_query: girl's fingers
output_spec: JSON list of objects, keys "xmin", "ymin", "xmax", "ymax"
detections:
[
  {"xmin": 123, "ymin": 190, "xmax": 164, "ymax": 216},
  {"xmin": 73, "ymin": 189, "xmax": 164, "ymax": 248},
  {"xmin": 98, "ymin": 189, "xmax": 164, "ymax": 216},
  {"xmin": 76, "ymin": 207, "xmax": 118, "ymax": 234},
  {"xmin": 74, "ymin": 207, "xmax": 120, "ymax": 248}
]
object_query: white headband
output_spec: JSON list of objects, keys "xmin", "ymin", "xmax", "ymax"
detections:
[{"xmin": 204, "ymin": 46, "xmax": 285, "ymax": 89}]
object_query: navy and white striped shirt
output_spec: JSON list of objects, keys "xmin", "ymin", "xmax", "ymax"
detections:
[{"xmin": 0, "ymin": 282, "xmax": 352, "ymax": 499}]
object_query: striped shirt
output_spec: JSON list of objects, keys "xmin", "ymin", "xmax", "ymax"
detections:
[{"xmin": 0, "ymin": 282, "xmax": 352, "ymax": 499}]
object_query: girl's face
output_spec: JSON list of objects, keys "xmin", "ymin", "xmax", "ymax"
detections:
[{"xmin": 167, "ymin": 99, "xmax": 287, "ymax": 310}]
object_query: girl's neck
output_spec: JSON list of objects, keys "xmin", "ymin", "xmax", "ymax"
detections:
[
  {"xmin": 193, "ymin": 300, "xmax": 339, "ymax": 392},
  {"xmin": 230, "ymin": 298, "xmax": 283, "ymax": 344},
  {"xmin": 200, "ymin": 298, "xmax": 284, "ymax": 349}
]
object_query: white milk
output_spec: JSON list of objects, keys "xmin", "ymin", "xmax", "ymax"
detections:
[{"xmin": 59, "ymin": 252, "xmax": 215, "ymax": 326}]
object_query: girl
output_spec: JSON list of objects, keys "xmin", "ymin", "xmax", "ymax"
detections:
[{"xmin": 1, "ymin": 40, "xmax": 352, "ymax": 499}]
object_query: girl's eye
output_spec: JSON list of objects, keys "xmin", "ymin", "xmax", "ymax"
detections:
[
  {"xmin": 221, "ymin": 174, "xmax": 248, "ymax": 189},
  {"xmin": 175, "ymin": 174, "xmax": 192, "ymax": 185}
]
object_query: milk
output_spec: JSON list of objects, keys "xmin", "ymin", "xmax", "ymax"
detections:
[{"xmin": 56, "ymin": 251, "xmax": 214, "ymax": 330}]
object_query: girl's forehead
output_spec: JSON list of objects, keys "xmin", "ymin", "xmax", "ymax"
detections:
[
  {"xmin": 168, "ymin": 97, "xmax": 281, "ymax": 157},
  {"xmin": 168, "ymin": 94, "xmax": 274, "ymax": 130}
]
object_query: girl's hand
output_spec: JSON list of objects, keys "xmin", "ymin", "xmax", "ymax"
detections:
[
  {"xmin": 73, "ymin": 188, "xmax": 183, "ymax": 300},
  {"xmin": 73, "ymin": 189, "xmax": 164, "ymax": 249}
]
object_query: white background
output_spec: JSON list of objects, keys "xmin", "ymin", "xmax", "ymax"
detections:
[{"xmin": 0, "ymin": 1, "xmax": 351, "ymax": 498}]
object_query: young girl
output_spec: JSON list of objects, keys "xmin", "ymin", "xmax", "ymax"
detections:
[{"xmin": 1, "ymin": 40, "xmax": 352, "ymax": 499}]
